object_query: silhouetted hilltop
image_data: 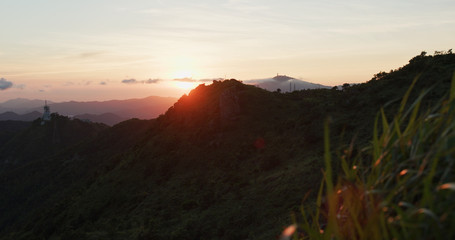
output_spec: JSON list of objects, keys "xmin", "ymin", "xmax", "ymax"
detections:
[
  {"xmin": 245, "ymin": 75, "xmax": 331, "ymax": 92},
  {"xmin": 0, "ymin": 52, "xmax": 454, "ymax": 239},
  {"xmin": 159, "ymin": 79, "xmax": 283, "ymax": 131},
  {"xmin": 273, "ymin": 74, "xmax": 294, "ymax": 82},
  {"xmin": 0, "ymin": 111, "xmax": 41, "ymax": 121},
  {"xmin": 73, "ymin": 112, "xmax": 128, "ymax": 126},
  {"xmin": 0, "ymin": 114, "xmax": 108, "ymax": 167}
]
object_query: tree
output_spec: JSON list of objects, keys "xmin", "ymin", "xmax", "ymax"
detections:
[
  {"xmin": 372, "ymin": 71, "xmax": 387, "ymax": 80},
  {"xmin": 342, "ymin": 83, "xmax": 350, "ymax": 91}
]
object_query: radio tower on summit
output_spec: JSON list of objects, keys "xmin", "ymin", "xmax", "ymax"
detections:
[{"xmin": 41, "ymin": 100, "xmax": 51, "ymax": 125}]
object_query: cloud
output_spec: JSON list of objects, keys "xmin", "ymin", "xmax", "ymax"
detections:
[
  {"xmin": 122, "ymin": 78, "xmax": 160, "ymax": 84},
  {"xmin": 0, "ymin": 78, "xmax": 13, "ymax": 90},
  {"xmin": 173, "ymin": 77, "xmax": 196, "ymax": 82},
  {"xmin": 144, "ymin": 78, "xmax": 160, "ymax": 84},
  {"xmin": 122, "ymin": 78, "xmax": 140, "ymax": 84}
]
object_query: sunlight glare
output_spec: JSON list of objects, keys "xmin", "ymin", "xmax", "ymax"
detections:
[
  {"xmin": 173, "ymin": 69, "xmax": 198, "ymax": 90},
  {"xmin": 174, "ymin": 81, "xmax": 198, "ymax": 90}
]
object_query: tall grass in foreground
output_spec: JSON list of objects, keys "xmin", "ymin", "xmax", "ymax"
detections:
[{"xmin": 287, "ymin": 75, "xmax": 455, "ymax": 240}]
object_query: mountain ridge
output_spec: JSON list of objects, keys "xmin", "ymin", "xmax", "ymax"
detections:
[
  {"xmin": 0, "ymin": 95, "xmax": 177, "ymax": 119},
  {"xmin": 244, "ymin": 75, "xmax": 331, "ymax": 92},
  {"xmin": 0, "ymin": 95, "xmax": 178, "ymax": 125},
  {"xmin": 0, "ymin": 111, "xmax": 42, "ymax": 121},
  {"xmin": 0, "ymin": 52, "xmax": 454, "ymax": 239},
  {"xmin": 73, "ymin": 113, "xmax": 128, "ymax": 126}
]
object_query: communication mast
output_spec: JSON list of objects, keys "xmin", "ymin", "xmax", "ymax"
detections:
[{"xmin": 41, "ymin": 100, "xmax": 51, "ymax": 125}]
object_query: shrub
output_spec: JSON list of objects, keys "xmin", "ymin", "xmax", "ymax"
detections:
[{"xmin": 292, "ymin": 74, "xmax": 455, "ymax": 239}]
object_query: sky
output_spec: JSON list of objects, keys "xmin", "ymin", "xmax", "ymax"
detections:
[{"xmin": 1, "ymin": 0, "xmax": 454, "ymax": 102}]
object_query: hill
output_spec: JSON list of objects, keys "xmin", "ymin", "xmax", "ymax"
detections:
[
  {"xmin": 31, "ymin": 96, "xmax": 177, "ymax": 119},
  {"xmin": 245, "ymin": 75, "xmax": 331, "ymax": 92},
  {"xmin": 0, "ymin": 99, "xmax": 53, "ymax": 113},
  {"xmin": 0, "ymin": 111, "xmax": 127, "ymax": 126},
  {"xmin": 73, "ymin": 113, "xmax": 128, "ymax": 126},
  {"xmin": 0, "ymin": 114, "xmax": 108, "ymax": 167},
  {"xmin": 0, "ymin": 111, "xmax": 42, "ymax": 121},
  {"xmin": 0, "ymin": 121, "xmax": 32, "ymax": 146},
  {"xmin": 0, "ymin": 96, "xmax": 177, "ymax": 121},
  {"xmin": 0, "ymin": 52, "xmax": 454, "ymax": 239}
]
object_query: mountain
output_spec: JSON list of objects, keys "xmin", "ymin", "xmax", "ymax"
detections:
[
  {"xmin": 30, "ymin": 96, "xmax": 177, "ymax": 119},
  {"xmin": 0, "ymin": 99, "xmax": 53, "ymax": 113},
  {"xmin": 245, "ymin": 75, "xmax": 331, "ymax": 92},
  {"xmin": 0, "ymin": 96, "xmax": 178, "ymax": 122},
  {"xmin": 0, "ymin": 53, "xmax": 454, "ymax": 239},
  {"xmin": 0, "ymin": 111, "xmax": 125, "ymax": 126},
  {"xmin": 0, "ymin": 111, "xmax": 42, "ymax": 121},
  {"xmin": 73, "ymin": 113, "xmax": 128, "ymax": 126}
]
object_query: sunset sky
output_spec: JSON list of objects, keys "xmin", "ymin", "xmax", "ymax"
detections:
[{"xmin": 1, "ymin": 0, "xmax": 454, "ymax": 102}]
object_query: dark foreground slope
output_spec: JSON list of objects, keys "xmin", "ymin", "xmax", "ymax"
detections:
[
  {"xmin": 0, "ymin": 114, "xmax": 108, "ymax": 167},
  {"xmin": 0, "ymin": 121, "xmax": 32, "ymax": 146},
  {"xmin": 0, "ymin": 53, "xmax": 454, "ymax": 240}
]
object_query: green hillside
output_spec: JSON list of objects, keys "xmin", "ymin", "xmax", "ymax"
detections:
[{"xmin": 0, "ymin": 52, "xmax": 454, "ymax": 240}]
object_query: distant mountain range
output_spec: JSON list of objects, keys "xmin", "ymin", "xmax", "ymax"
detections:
[
  {"xmin": 0, "ymin": 111, "xmax": 42, "ymax": 121},
  {"xmin": 73, "ymin": 113, "xmax": 128, "ymax": 126},
  {"xmin": 0, "ymin": 96, "xmax": 177, "ymax": 125},
  {"xmin": 0, "ymin": 98, "xmax": 54, "ymax": 112},
  {"xmin": 244, "ymin": 75, "xmax": 331, "ymax": 92}
]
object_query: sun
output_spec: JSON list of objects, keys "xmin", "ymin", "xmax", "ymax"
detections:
[
  {"xmin": 173, "ymin": 70, "xmax": 198, "ymax": 90},
  {"xmin": 174, "ymin": 81, "xmax": 197, "ymax": 90}
]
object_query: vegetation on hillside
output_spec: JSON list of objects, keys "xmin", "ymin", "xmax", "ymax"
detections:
[
  {"xmin": 0, "ymin": 121, "xmax": 31, "ymax": 146},
  {"xmin": 0, "ymin": 52, "xmax": 454, "ymax": 240},
  {"xmin": 0, "ymin": 114, "xmax": 108, "ymax": 167},
  {"xmin": 289, "ymin": 73, "xmax": 455, "ymax": 239}
]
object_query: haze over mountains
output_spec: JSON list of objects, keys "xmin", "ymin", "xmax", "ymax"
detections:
[
  {"xmin": 0, "ymin": 96, "xmax": 178, "ymax": 125},
  {"xmin": 0, "ymin": 77, "xmax": 329, "ymax": 125},
  {"xmin": 0, "ymin": 98, "xmax": 53, "ymax": 112},
  {"xmin": 0, "ymin": 111, "xmax": 42, "ymax": 122}
]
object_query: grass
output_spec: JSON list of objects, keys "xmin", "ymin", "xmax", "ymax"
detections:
[{"xmin": 291, "ymin": 74, "xmax": 455, "ymax": 240}]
